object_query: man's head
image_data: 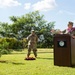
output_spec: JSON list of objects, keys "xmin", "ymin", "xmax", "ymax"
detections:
[
  {"xmin": 31, "ymin": 30, "xmax": 35, "ymax": 35},
  {"xmin": 68, "ymin": 21, "xmax": 73, "ymax": 29}
]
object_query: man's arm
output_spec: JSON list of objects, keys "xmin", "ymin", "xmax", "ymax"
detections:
[{"xmin": 26, "ymin": 35, "xmax": 31, "ymax": 41}]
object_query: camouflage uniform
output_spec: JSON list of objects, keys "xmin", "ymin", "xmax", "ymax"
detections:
[{"xmin": 27, "ymin": 32, "xmax": 38, "ymax": 57}]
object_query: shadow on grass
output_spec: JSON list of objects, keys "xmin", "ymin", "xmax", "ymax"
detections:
[
  {"xmin": 0, "ymin": 60, "xmax": 25, "ymax": 65},
  {"xmin": 71, "ymin": 66, "xmax": 75, "ymax": 68},
  {"xmin": 37, "ymin": 57, "xmax": 53, "ymax": 60},
  {"xmin": 11, "ymin": 62, "xmax": 25, "ymax": 65},
  {"xmin": 0, "ymin": 60, "xmax": 7, "ymax": 63}
]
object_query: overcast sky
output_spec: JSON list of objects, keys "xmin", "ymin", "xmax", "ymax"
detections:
[{"xmin": 0, "ymin": 0, "xmax": 75, "ymax": 30}]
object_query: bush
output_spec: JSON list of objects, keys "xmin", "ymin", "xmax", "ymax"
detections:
[
  {"xmin": 0, "ymin": 49, "xmax": 1, "ymax": 57},
  {"xmin": 1, "ymin": 49, "xmax": 9, "ymax": 54},
  {"xmin": 0, "ymin": 38, "xmax": 9, "ymax": 49},
  {"xmin": 0, "ymin": 37, "xmax": 27, "ymax": 51},
  {"xmin": 0, "ymin": 39, "xmax": 10, "ymax": 57},
  {"xmin": 21, "ymin": 38, "xmax": 27, "ymax": 48},
  {"xmin": 6, "ymin": 38, "xmax": 17, "ymax": 49}
]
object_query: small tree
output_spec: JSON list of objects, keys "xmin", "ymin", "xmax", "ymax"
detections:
[{"xmin": 0, "ymin": 39, "xmax": 9, "ymax": 57}]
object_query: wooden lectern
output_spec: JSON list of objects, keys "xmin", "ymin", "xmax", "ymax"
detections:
[{"xmin": 54, "ymin": 34, "xmax": 75, "ymax": 67}]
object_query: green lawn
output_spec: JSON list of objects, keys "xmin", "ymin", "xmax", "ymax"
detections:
[{"xmin": 0, "ymin": 48, "xmax": 75, "ymax": 75}]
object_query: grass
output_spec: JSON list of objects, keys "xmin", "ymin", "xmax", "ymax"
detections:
[{"xmin": 0, "ymin": 48, "xmax": 75, "ymax": 75}]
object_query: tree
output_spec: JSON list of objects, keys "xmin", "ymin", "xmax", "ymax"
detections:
[
  {"xmin": 9, "ymin": 11, "xmax": 55, "ymax": 47},
  {"xmin": 0, "ymin": 11, "xmax": 55, "ymax": 48},
  {"xmin": 0, "ymin": 22, "xmax": 14, "ymax": 37},
  {"xmin": 0, "ymin": 38, "xmax": 9, "ymax": 57},
  {"xmin": 9, "ymin": 16, "xmax": 18, "ymax": 22},
  {"xmin": 9, "ymin": 11, "xmax": 41, "ymax": 39}
]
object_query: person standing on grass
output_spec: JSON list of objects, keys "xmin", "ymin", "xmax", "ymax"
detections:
[{"xmin": 26, "ymin": 30, "xmax": 38, "ymax": 58}]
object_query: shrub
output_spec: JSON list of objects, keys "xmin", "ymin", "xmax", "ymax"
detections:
[
  {"xmin": 21, "ymin": 38, "xmax": 27, "ymax": 48},
  {"xmin": 0, "ymin": 39, "xmax": 10, "ymax": 57},
  {"xmin": 6, "ymin": 38, "xmax": 17, "ymax": 49},
  {"xmin": 0, "ymin": 49, "xmax": 1, "ymax": 57},
  {"xmin": 0, "ymin": 38, "xmax": 27, "ymax": 52},
  {"xmin": 1, "ymin": 49, "xmax": 9, "ymax": 54}
]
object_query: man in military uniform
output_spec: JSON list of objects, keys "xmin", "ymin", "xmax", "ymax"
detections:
[{"xmin": 26, "ymin": 30, "xmax": 38, "ymax": 58}]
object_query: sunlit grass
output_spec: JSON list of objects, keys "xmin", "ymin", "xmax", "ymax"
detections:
[{"xmin": 0, "ymin": 48, "xmax": 75, "ymax": 75}]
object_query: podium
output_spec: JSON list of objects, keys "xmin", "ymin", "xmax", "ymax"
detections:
[{"xmin": 54, "ymin": 34, "xmax": 75, "ymax": 67}]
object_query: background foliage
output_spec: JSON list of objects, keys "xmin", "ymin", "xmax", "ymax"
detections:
[{"xmin": 0, "ymin": 11, "xmax": 55, "ymax": 56}]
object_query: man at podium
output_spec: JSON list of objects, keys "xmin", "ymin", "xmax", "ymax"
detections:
[
  {"xmin": 51, "ymin": 21, "xmax": 75, "ymax": 38},
  {"xmin": 62, "ymin": 21, "xmax": 75, "ymax": 38},
  {"xmin": 53, "ymin": 22, "xmax": 75, "ymax": 66}
]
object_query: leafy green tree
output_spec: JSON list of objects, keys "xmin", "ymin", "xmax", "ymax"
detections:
[
  {"xmin": 0, "ymin": 38, "xmax": 9, "ymax": 57},
  {"xmin": 9, "ymin": 16, "xmax": 18, "ymax": 22},
  {"xmin": 0, "ymin": 11, "xmax": 55, "ymax": 48},
  {"xmin": 37, "ymin": 22, "xmax": 55, "ymax": 48},
  {"xmin": 0, "ymin": 22, "xmax": 14, "ymax": 37},
  {"xmin": 9, "ymin": 11, "xmax": 55, "ymax": 47}
]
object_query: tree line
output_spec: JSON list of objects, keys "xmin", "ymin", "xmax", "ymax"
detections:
[{"xmin": 0, "ymin": 11, "xmax": 55, "ymax": 56}]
